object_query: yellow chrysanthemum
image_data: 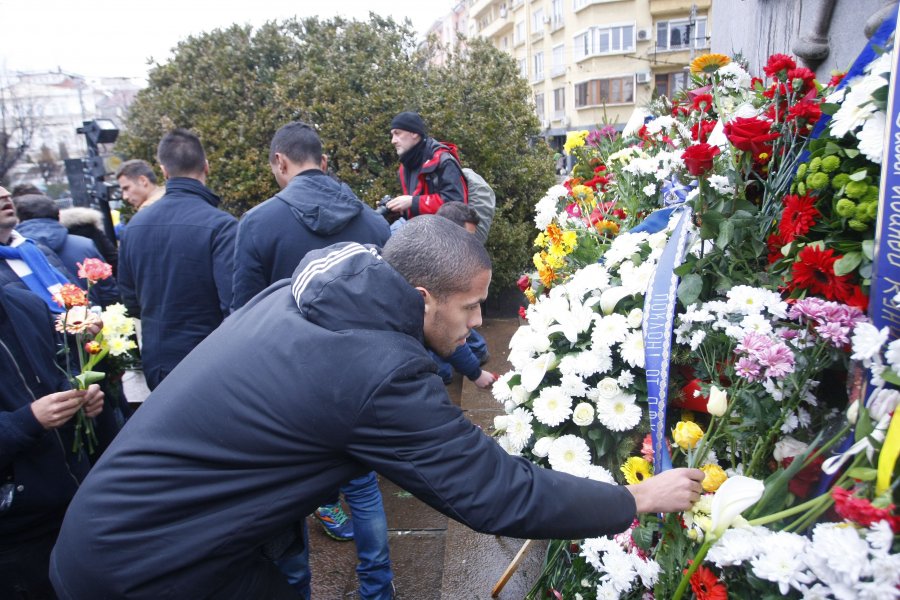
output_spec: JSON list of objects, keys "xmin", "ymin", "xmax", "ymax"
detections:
[
  {"xmin": 594, "ymin": 219, "xmax": 620, "ymax": 236},
  {"xmin": 563, "ymin": 130, "xmax": 590, "ymax": 153},
  {"xmin": 544, "ymin": 251, "xmax": 566, "ymax": 270},
  {"xmin": 561, "ymin": 230, "xmax": 577, "ymax": 250},
  {"xmin": 570, "ymin": 184, "xmax": 595, "ymax": 203},
  {"xmin": 534, "ymin": 232, "xmax": 546, "ymax": 247},
  {"xmin": 524, "ymin": 288, "xmax": 537, "ymax": 304},
  {"xmin": 700, "ymin": 464, "xmax": 728, "ymax": 492},
  {"xmin": 621, "ymin": 456, "xmax": 653, "ymax": 485},
  {"xmin": 690, "ymin": 53, "xmax": 731, "ymax": 75}
]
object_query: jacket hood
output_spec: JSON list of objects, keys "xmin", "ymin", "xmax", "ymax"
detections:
[
  {"xmin": 59, "ymin": 207, "xmax": 104, "ymax": 231},
  {"xmin": 276, "ymin": 173, "xmax": 364, "ymax": 236},
  {"xmin": 16, "ymin": 218, "xmax": 68, "ymax": 252},
  {"xmin": 290, "ymin": 242, "xmax": 424, "ymax": 341}
]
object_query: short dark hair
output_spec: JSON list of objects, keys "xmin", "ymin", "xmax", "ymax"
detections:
[
  {"xmin": 14, "ymin": 194, "xmax": 59, "ymax": 221},
  {"xmin": 116, "ymin": 159, "xmax": 158, "ymax": 184},
  {"xmin": 11, "ymin": 183, "xmax": 42, "ymax": 198},
  {"xmin": 157, "ymin": 129, "xmax": 206, "ymax": 177},
  {"xmin": 382, "ymin": 215, "xmax": 491, "ymax": 299},
  {"xmin": 269, "ymin": 121, "xmax": 322, "ymax": 165},
  {"xmin": 436, "ymin": 202, "xmax": 479, "ymax": 228}
]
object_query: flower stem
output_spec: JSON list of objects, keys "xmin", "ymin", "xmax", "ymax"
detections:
[
  {"xmin": 672, "ymin": 540, "xmax": 711, "ymax": 600},
  {"xmin": 747, "ymin": 492, "xmax": 829, "ymax": 527}
]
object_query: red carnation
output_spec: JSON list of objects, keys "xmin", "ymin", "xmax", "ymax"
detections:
[
  {"xmin": 764, "ymin": 53, "xmax": 797, "ymax": 78},
  {"xmin": 787, "ymin": 99, "xmax": 823, "ymax": 130},
  {"xmin": 681, "ymin": 143, "xmax": 720, "ymax": 177},
  {"xmin": 790, "ymin": 245, "xmax": 854, "ymax": 300},
  {"xmin": 832, "ymin": 487, "xmax": 900, "ymax": 532},
  {"xmin": 691, "ymin": 120, "xmax": 717, "ymax": 143},
  {"xmin": 787, "ymin": 67, "xmax": 816, "ymax": 93},
  {"xmin": 724, "ymin": 117, "xmax": 780, "ymax": 162},
  {"xmin": 778, "ymin": 194, "xmax": 820, "ymax": 241},
  {"xmin": 691, "ymin": 93, "xmax": 714, "ymax": 113}
]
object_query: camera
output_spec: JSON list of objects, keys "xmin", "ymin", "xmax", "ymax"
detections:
[{"xmin": 375, "ymin": 195, "xmax": 392, "ymax": 218}]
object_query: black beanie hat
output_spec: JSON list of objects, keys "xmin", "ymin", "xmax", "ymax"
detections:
[{"xmin": 390, "ymin": 112, "xmax": 427, "ymax": 138}]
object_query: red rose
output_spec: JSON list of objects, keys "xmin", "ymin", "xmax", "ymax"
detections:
[
  {"xmin": 681, "ymin": 143, "xmax": 720, "ymax": 176},
  {"xmin": 764, "ymin": 53, "xmax": 797, "ymax": 78},
  {"xmin": 724, "ymin": 117, "xmax": 780, "ymax": 161},
  {"xmin": 516, "ymin": 274, "xmax": 531, "ymax": 292}
]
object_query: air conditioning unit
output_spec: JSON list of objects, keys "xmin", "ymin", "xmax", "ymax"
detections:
[
  {"xmin": 561, "ymin": 116, "xmax": 571, "ymax": 127},
  {"xmin": 637, "ymin": 28, "xmax": 651, "ymax": 42},
  {"xmin": 636, "ymin": 71, "xmax": 652, "ymax": 84}
]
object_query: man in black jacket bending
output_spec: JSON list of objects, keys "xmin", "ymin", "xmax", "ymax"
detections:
[{"xmin": 51, "ymin": 216, "xmax": 703, "ymax": 599}]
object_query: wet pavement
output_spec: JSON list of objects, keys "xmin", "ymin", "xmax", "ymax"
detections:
[{"xmin": 307, "ymin": 317, "xmax": 548, "ymax": 600}]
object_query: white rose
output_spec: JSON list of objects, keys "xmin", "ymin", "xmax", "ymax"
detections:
[
  {"xmin": 493, "ymin": 415, "xmax": 509, "ymax": 431},
  {"xmin": 532, "ymin": 436, "xmax": 554, "ymax": 458},
  {"xmin": 572, "ymin": 402, "xmax": 595, "ymax": 426},
  {"xmin": 772, "ymin": 436, "xmax": 809, "ymax": 463},
  {"xmin": 596, "ymin": 377, "xmax": 621, "ymax": 400},
  {"xmin": 627, "ymin": 307, "xmax": 644, "ymax": 329},
  {"xmin": 511, "ymin": 385, "xmax": 531, "ymax": 406}
]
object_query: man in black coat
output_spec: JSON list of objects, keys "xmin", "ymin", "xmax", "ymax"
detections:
[
  {"xmin": 231, "ymin": 121, "xmax": 390, "ymax": 310},
  {"xmin": 51, "ymin": 216, "xmax": 703, "ymax": 599},
  {"xmin": 117, "ymin": 129, "xmax": 237, "ymax": 390}
]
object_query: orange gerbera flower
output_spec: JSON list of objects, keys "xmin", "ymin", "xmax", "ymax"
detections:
[
  {"xmin": 688, "ymin": 564, "xmax": 728, "ymax": 600},
  {"xmin": 690, "ymin": 53, "xmax": 731, "ymax": 75}
]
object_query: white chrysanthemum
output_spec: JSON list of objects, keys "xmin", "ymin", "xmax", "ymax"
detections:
[
  {"xmin": 496, "ymin": 434, "xmax": 520, "ymax": 455},
  {"xmin": 534, "ymin": 193, "xmax": 562, "ymax": 229},
  {"xmin": 594, "ymin": 582, "xmax": 620, "ymax": 600},
  {"xmin": 592, "ymin": 313, "xmax": 629, "ymax": 347},
  {"xmin": 560, "ymin": 372, "xmax": 590, "ymax": 398},
  {"xmin": 642, "ymin": 182, "xmax": 657, "ymax": 197},
  {"xmin": 586, "ymin": 464, "xmax": 616, "ymax": 484},
  {"xmin": 596, "ymin": 391, "xmax": 642, "ymax": 431},
  {"xmin": 717, "ymin": 62, "xmax": 752, "ymax": 89},
  {"xmin": 857, "ymin": 110, "xmax": 886, "ymax": 164},
  {"xmin": 727, "ymin": 285, "xmax": 769, "ymax": 314},
  {"xmin": 572, "ymin": 402, "xmax": 595, "ymax": 426},
  {"xmin": 570, "ymin": 347, "xmax": 613, "ymax": 378},
  {"xmin": 547, "ymin": 434, "xmax": 591, "ymax": 476},
  {"xmin": 597, "ymin": 545, "xmax": 639, "ymax": 593},
  {"xmin": 504, "ymin": 407, "xmax": 534, "ymax": 450},
  {"xmin": 830, "ymin": 75, "xmax": 884, "ymax": 138},
  {"xmin": 633, "ymin": 555, "xmax": 661, "ymax": 587},
  {"xmin": 708, "ymin": 527, "xmax": 770, "ymax": 567},
  {"xmin": 492, "ymin": 372, "xmax": 515, "ymax": 402},
  {"xmin": 620, "ymin": 330, "xmax": 645, "ymax": 368},
  {"xmin": 602, "ymin": 232, "xmax": 646, "ymax": 267},
  {"xmin": 521, "ymin": 352, "xmax": 557, "ymax": 392},
  {"xmin": 740, "ymin": 312, "xmax": 774, "ymax": 335},
  {"xmin": 749, "ymin": 531, "xmax": 813, "ymax": 595},
  {"xmin": 884, "ymin": 338, "xmax": 900, "ymax": 373},
  {"xmin": 851, "ymin": 323, "xmax": 889, "ymax": 362},
  {"xmin": 806, "ymin": 523, "xmax": 869, "ymax": 585},
  {"xmin": 708, "ymin": 174, "xmax": 735, "ymax": 195},
  {"xmin": 619, "ymin": 260, "xmax": 655, "ymax": 295},
  {"xmin": 107, "ymin": 336, "xmax": 137, "ymax": 356},
  {"xmin": 567, "ymin": 262, "xmax": 611, "ymax": 299},
  {"xmin": 532, "ymin": 385, "xmax": 572, "ymax": 426},
  {"xmin": 689, "ymin": 330, "xmax": 707, "ymax": 350},
  {"xmin": 617, "ymin": 370, "xmax": 635, "ymax": 388}
]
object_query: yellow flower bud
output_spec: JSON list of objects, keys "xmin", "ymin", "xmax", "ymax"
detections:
[
  {"xmin": 673, "ymin": 420, "xmax": 704, "ymax": 450},
  {"xmin": 701, "ymin": 464, "xmax": 728, "ymax": 492}
]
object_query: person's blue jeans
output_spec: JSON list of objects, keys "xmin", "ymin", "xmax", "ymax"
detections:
[
  {"xmin": 278, "ymin": 471, "xmax": 393, "ymax": 600},
  {"xmin": 432, "ymin": 329, "xmax": 488, "ymax": 383}
]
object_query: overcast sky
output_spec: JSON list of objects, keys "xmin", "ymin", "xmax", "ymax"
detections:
[{"xmin": 0, "ymin": 0, "xmax": 454, "ymax": 80}]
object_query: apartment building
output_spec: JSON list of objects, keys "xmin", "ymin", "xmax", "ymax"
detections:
[{"xmin": 468, "ymin": 0, "xmax": 712, "ymax": 150}]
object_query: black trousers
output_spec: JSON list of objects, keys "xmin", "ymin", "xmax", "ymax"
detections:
[
  {"xmin": 207, "ymin": 556, "xmax": 303, "ymax": 600},
  {"xmin": 0, "ymin": 528, "xmax": 59, "ymax": 600}
]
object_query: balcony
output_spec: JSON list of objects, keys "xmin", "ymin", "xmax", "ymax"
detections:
[
  {"xmin": 649, "ymin": 0, "xmax": 710, "ymax": 17},
  {"xmin": 481, "ymin": 12, "xmax": 513, "ymax": 38},
  {"xmin": 470, "ymin": 0, "xmax": 495, "ymax": 19}
]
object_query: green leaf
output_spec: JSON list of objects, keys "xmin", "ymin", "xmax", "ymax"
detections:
[
  {"xmin": 820, "ymin": 102, "xmax": 840, "ymax": 115},
  {"xmin": 881, "ymin": 369, "xmax": 900, "ymax": 386},
  {"xmin": 849, "ymin": 169, "xmax": 869, "ymax": 182},
  {"xmin": 716, "ymin": 219, "xmax": 734, "ymax": 249},
  {"xmin": 862, "ymin": 239, "xmax": 875, "ymax": 260},
  {"xmin": 699, "ymin": 211, "xmax": 724, "ymax": 239},
  {"xmin": 75, "ymin": 370, "xmax": 106, "ymax": 388},
  {"xmin": 677, "ymin": 273, "xmax": 703, "ymax": 306},
  {"xmin": 873, "ymin": 86, "xmax": 889, "ymax": 104},
  {"xmin": 632, "ymin": 524, "xmax": 656, "ymax": 551},
  {"xmin": 844, "ymin": 147, "xmax": 860, "ymax": 158},
  {"xmin": 834, "ymin": 251, "xmax": 862, "ymax": 276},
  {"xmin": 855, "ymin": 405, "xmax": 874, "ymax": 443},
  {"xmin": 846, "ymin": 467, "xmax": 878, "ymax": 481}
]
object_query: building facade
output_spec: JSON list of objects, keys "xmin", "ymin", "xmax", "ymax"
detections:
[{"xmin": 468, "ymin": 0, "xmax": 713, "ymax": 149}]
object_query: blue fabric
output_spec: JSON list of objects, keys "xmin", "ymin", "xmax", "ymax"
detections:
[
  {"xmin": 232, "ymin": 170, "xmax": 390, "ymax": 310},
  {"xmin": 430, "ymin": 329, "xmax": 488, "ymax": 382},
  {"xmin": 0, "ymin": 238, "xmax": 71, "ymax": 312},
  {"xmin": 117, "ymin": 177, "xmax": 237, "ymax": 390},
  {"xmin": 16, "ymin": 219, "xmax": 120, "ymax": 307}
]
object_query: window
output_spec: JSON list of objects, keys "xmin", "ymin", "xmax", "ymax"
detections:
[
  {"xmin": 515, "ymin": 20, "xmax": 526, "ymax": 45},
  {"xmin": 501, "ymin": 35, "xmax": 509, "ymax": 50},
  {"xmin": 532, "ymin": 8, "xmax": 545, "ymax": 38},
  {"xmin": 553, "ymin": 87, "xmax": 565, "ymax": 118},
  {"xmin": 533, "ymin": 52, "xmax": 545, "ymax": 81},
  {"xmin": 656, "ymin": 17, "xmax": 708, "ymax": 51},
  {"xmin": 535, "ymin": 93, "xmax": 546, "ymax": 122},
  {"xmin": 574, "ymin": 76, "xmax": 635, "ymax": 107},
  {"xmin": 654, "ymin": 71, "xmax": 690, "ymax": 98},
  {"xmin": 551, "ymin": 44, "xmax": 566, "ymax": 77},
  {"xmin": 518, "ymin": 58, "xmax": 528, "ymax": 78},
  {"xmin": 551, "ymin": 0, "xmax": 564, "ymax": 29},
  {"xmin": 573, "ymin": 24, "xmax": 635, "ymax": 60}
]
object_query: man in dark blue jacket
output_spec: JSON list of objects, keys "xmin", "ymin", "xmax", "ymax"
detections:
[
  {"xmin": 15, "ymin": 193, "xmax": 120, "ymax": 307},
  {"xmin": 232, "ymin": 120, "xmax": 393, "ymax": 598},
  {"xmin": 117, "ymin": 129, "xmax": 237, "ymax": 390},
  {"xmin": 51, "ymin": 216, "xmax": 704, "ymax": 599},
  {"xmin": 232, "ymin": 121, "xmax": 389, "ymax": 310},
  {"xmin": 0, "ymin": 285, "xmax": 104, "ymax": 599}
]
